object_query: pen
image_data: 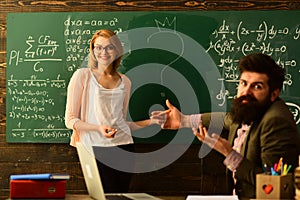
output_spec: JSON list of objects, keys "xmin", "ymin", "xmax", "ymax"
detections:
[
  {"xmin": 283, "ymin": 163, "xmax": 287, "ymax": 175},
  {"xmin": 274, "ymin": 163, "xmax": 278, "ymax": 172},
  {"xmin": 277, "ymin": 157, "xmax": 283, "ymax": 172},
  {"xmin": 262, "ymin": 164, "xmax": 269, "ymax": 174},
  {"xmin": 271, "ymin": 167, "xmax": 278, "ymax": 176},
  {"xmin": 285, "ymin": 164, "xmax": 292, "ymax": 175},
  {"xmin": 106, "ymin": 129, "xmax": 117, "ymax": 134}
]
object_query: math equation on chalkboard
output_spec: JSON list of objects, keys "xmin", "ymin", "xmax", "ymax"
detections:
[{"xmin": 6, "ymin": 11, "xmax": 300, "ymax": 143}]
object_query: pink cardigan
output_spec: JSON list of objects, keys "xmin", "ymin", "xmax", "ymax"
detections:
[{"xmin": 64, "ymin": 68, "xmax": 131, "ymax": 147}]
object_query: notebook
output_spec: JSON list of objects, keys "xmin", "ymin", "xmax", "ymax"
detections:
[{"xmin": 76, "ymin": 142, "xmax": 161, "ymax": 200}]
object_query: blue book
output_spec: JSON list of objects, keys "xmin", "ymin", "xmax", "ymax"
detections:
[{"xmin": 10, "ymin": 173, "xmax": 70, "ymax": 180}]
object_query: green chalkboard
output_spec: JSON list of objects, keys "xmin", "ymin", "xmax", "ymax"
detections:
[{"xmin": 6, "ymin": 11, "xmax": 300, "ymax": 143}]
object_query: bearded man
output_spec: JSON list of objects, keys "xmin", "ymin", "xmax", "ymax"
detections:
[{"xmin": 151, "ymin": 53, "xmax": 300, "ymax": 200}]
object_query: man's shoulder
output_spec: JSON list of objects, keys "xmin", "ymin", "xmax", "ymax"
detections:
[
  {"xmin": 264, "ymin": 98, "xmax": 294, "ymax": 121},
  {"xmin": 268, "ymin": 98, "xmax": 289, "ymax": 112}
]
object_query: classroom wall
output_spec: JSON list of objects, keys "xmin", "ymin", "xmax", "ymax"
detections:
[{"xmin": 1, "ymin": 0, "xmax": 300, "ymax": 199}]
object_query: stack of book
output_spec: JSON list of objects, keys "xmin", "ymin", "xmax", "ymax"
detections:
[{"xmin": 10, "ymin": 173, "xmax": 70, "ymax": 199}]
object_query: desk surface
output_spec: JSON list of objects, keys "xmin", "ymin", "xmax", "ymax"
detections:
[
  {"xmin": 64, "ymin": 194, "xmax": 186, "ymax": 200},
  {"xmin": 6, "ymin": 194, "xmax": 186, "ymax": 200}
]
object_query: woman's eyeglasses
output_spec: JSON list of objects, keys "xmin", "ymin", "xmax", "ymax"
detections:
[{"xmin": 93, "ymin": 44, "xmax": 115, "ymax": 54}]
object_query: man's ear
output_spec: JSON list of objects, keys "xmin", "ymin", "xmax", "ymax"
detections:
[{"xmin": 270, "ymin": 89, "xmax": 280, "ymax": 102}]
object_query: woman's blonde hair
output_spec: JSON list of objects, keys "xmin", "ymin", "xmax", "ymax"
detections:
[{"xmin": 88, "ymin": 29, "xmax": 123, "ymax": 71}]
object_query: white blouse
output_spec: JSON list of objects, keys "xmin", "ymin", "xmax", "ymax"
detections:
[{"xmin": 80, "ymin": 72, "xmax": 133, "ymax": 147}]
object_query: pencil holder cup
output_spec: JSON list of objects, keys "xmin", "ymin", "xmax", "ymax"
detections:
[
  {"xmin": 295, "ymin": 166, "xmax": 300, "ymax": 199},
  {"xmin": 256, "ymin": 173, "xmax": 294, "ymax": 199}
]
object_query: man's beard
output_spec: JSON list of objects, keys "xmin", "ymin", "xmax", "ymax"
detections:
[{"xmin": 230, "ymin": 94, "xmax": 272, "ymax": 125}]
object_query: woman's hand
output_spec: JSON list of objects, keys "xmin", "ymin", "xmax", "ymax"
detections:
[{"xmin": 99, "ymin": 125, "xmax": 117, "ymax": 138}]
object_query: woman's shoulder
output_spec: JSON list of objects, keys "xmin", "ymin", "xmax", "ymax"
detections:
[
  {"xmin": 69, "ymin": 68, "xmax": 92, "ymax": 85},
  {"xmin": 73, "ymin": 68, "xmax": 91, "ymax": 78},
  {"xmin": 75, "ymin": 67, "xmax": 90, "ymax": 74},
  {"xmin": 119, "ymin": 73, "xmax": 131, "ymax": 85}
]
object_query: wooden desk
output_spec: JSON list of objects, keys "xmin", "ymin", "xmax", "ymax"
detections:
[
  {"xmin": 157, "ymin": 196, "xmax": 186, "ymax": 200},
  {"xmin": 64, "ymin": 194, "xmax": 185, "ymax": 200},
  {"xmin": 7, "ymin": 194, "xmax": 186, "ymax": 200}
]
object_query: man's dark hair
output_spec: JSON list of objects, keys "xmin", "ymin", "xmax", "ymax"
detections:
[{"xmin": 238, "ymin": 53, "xmax": 285, "ymax": 92}]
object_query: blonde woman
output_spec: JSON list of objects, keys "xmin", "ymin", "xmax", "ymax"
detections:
[{"xmin": 65, "ymin": 29, "xmax": 158, "ymax": 192}]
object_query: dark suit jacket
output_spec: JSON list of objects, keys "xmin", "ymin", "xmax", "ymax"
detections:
[{"xmin": 201, "ymin": 98, "xmax": 300, "ymax": 199}]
